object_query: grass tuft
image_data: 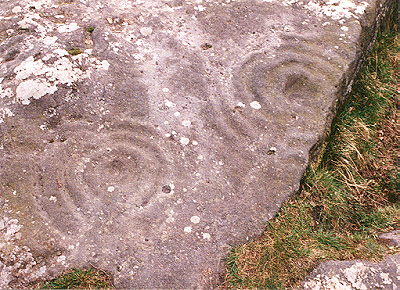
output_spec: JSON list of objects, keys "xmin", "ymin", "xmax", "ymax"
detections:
[
  {"xmin": 225, "ymin": 30, "xmax": 399, "ymax": 289},
  {"xmin": 41, "ymin": 268, "xmax": 114, "ymax": 289}
]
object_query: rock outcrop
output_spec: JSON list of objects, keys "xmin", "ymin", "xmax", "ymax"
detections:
[{"xmin": 0, "ymin": 0, "xmax": 395, "ymax": 287}]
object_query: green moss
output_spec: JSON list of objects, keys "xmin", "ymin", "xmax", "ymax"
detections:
[
  {"xmin": 86, "ymin": 26, "xmax": 95, "ymax": 33},
  {"xmin": 68, "ymin": 48, "xmax": 82, "ymax": 55}
]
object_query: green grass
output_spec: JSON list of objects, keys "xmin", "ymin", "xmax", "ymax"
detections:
[
  {"xmin": 225, "ymin": 29, "xmax": 399, "ymax": 289},
  {"xmin": 41, "ymin": 268, "xmax": 114, "ymax": 289}
]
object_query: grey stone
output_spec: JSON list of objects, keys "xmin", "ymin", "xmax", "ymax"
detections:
[
  {"xmin": 380, "ymin": 230, "xmax": 400, "ymax": 247},
  {"xmin": 0, "ymin": 0, "xmax": 395, "ymax": 288},
  {"xmin": 301, "ymin": 254, "xmax": 400, "ymax": 290}
]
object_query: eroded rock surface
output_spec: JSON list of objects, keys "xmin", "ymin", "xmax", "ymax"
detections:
[{"xmin": 0, "ymin": 0, "xmax": 394, "ymax": 288}]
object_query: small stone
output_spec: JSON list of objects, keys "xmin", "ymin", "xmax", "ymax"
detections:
[
  {"xmin": 107, "ymin": 186, "xmax": 115, "ymax": 192},
  {"xmin": 184, "ymin": 226, "xmax": 192, "ymax": 233}
]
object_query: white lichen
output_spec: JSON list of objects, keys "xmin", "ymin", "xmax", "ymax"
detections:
[
  {"xmin": 304, "ymin": 0, "xmax": 369, "ymax": 20},
  {"xmin": 16, "ymin": 79, "xmax": 57, "ymax": 105},
  {"xmin": 140, "ymin": 27, "xmax": 153, "ymax": 36},
  {"xmin": 10, "ymin": 51, "xmax": 109, "ymax": 105},
  {"xmin": 202, "ymin": 233, "xmax": 211, "ymax": 240},
  {"xmin": 0, "ymin": 108, "xmax": 14, "ymax": 124},
  {"xmin": 190, "ymin": 216, "xmax": 200, "ymax": 224},
  {"xmin": 250, "ymin": 101, "xmax": 261, "ymax": 109},
  {"xmin": 342, "ymin": 262, "xmax": 368, "ymax": 289},
  {"xmin": 182, "ymin": 120, "xmax": 191, "ymax": 127},
  {"xmin": 180, "ymin": 137, "xmax": 190, "ymax": 145},
  {"xmin": 57, "ymin": 23, "xmax": 79, "ymax": 33},
  {"xmin": 0, "ymin": 206, "xmax": 46, "ymax": 288}
]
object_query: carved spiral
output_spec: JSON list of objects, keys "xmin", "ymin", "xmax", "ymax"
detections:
[{"xmin": 32, "ymin": 121, "xmax": 168, "ymax": 235}]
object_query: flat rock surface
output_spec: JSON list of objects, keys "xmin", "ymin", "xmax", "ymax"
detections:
[
  {"xmin": 301, "ymin": 253, "xmax": 400, "ymax": 290},
  {"xmin": 0, "ymin": 0, "xmax": 392, "ymax": 288}
]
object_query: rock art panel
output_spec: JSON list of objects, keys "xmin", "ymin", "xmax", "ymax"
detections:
[{"xmin": 0, "ymin": 0, "xmax": 394, "ymax": 288}]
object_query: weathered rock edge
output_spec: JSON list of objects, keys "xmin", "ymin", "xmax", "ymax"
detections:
[
  {"xmin": 308, "ymin": 0, "xmax": 396, "ymax": 161},
  {"xmin": 0, "ymin": 0, "xmax": 396, "ymax": 288}
]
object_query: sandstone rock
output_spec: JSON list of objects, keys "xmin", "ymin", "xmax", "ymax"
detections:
[{"xmin": 0, "ymin": 0, "xmax": 395, "ymax": 288}]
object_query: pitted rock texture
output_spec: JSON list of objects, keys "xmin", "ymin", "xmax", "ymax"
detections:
[
  {"xmin": 0, "ymin": 0, "xmax": 394, "ymax": 288},
  {"xmin": 301, "ymin": 254, "xmax": 400, "ymax": 290}
]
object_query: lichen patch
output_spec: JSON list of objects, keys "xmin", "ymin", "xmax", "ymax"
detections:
[
  {"xmin": 16, "ymin": 79, "xmax": 57, "ymax": 105},
  {"xmin": 0, "ymin": 108, "xmax": 14, "ymax": 124},
  {"xmin": 9, "ymin": 51, "xmax": 109, "ymax": 105},
  {"xmin": 304, "ymin": 0, "xmax": 369, "ymax": 20},
  {"xmin": 0, "ymin": 204, "xmax": 46, "ymax": 288},
  {"xmin": 57, "ymin": 23, "xmax": 79, "ymax": 33},
  {"xmin": 190, "ymin": 216, "xmax": 200, "ymax": 224}
]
